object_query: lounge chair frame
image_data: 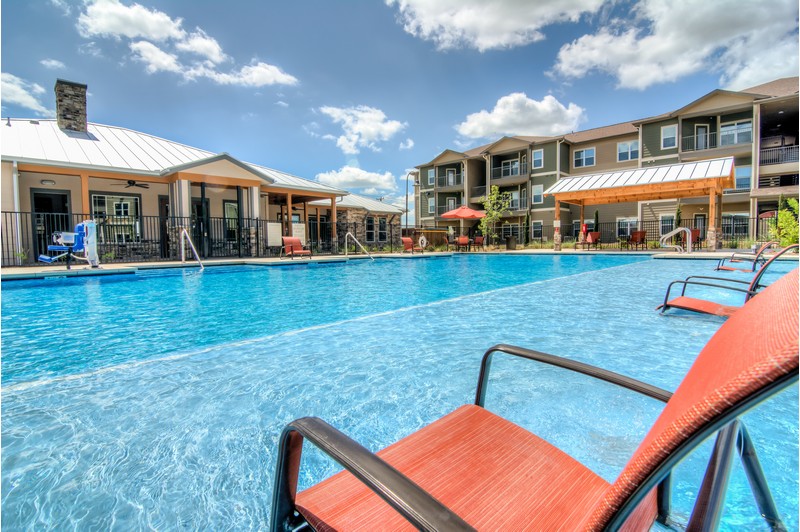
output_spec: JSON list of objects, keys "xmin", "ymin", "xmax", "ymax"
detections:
[
  {"xmin": 660, "ymin": 243, "xmax": 798, "ymax": 314},
  {"xmin": 279, "ymin": 236, "xmax": 312, "ymax": 260},
  {"xmin": 715, "ymin": 241, "xmax": 776, "ymax": 272},
  {"xmin": 271, "ymin": 340, "xmax": 792, "ymax": 531}
]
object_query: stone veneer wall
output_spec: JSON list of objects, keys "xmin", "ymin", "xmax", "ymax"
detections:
[
  {"xmin": 337, "ymin": 209, "xmax": 402, "ymax": 249},
  {"xmin": 54, "ymin": 79, "xmax": 88, "ymax": 132}
]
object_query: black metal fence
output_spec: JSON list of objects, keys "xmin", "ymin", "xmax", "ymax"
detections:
[{"xmin": 2, "ymin": 212, "xmax": 403, "ymax": 266}]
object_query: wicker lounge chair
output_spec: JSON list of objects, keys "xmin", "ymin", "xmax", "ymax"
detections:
[
  {"xmin": 271, "ymin": 269, "xmax": 798, "ymax": 531},
  {"xmin": 401, "ymin": 237, "xmax": 423, "ymax": 253},
  {"xmin": 715, "ymin": 241, "xmax": 777, "ymax": 273},
  {"xmin": 280, "ymin": 236, "xmax": 311, "ymax": 259},
  {"xmin": 658, "ymin": 244, "xmax": 797, "ymax": 316}
]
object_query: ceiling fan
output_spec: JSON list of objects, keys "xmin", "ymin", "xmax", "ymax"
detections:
[{"xmin": 111, "ymin": 180, "xmax": 150, "ymax": 189}]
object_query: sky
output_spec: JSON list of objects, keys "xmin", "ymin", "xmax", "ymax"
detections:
[{"xmin": 2, "ymin": 0, "xmax": 798, "ymax": 224}]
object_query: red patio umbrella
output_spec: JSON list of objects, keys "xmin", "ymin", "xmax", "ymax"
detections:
[
  {"xmin": 440, "ymin": 205, "xmax": 486, "ymax": 219},
  {"xmin": 758, "ymin": 211, "xmax": 778, "ymax": 219}
]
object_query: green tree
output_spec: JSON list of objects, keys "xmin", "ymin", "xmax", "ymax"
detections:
[
  {"xmin": 478, "ymin": 186, "xmax": 511, "ymax": 246},
  {"xmin": 769, "ymin": 197, "xmax": 799, "ymax": 247}
]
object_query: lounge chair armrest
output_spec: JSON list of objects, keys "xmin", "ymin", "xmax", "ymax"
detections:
[
  {"xmin": 475, "ymin": 344, "xmax": 672, "ymax": 406},
  {"xmin": 684, "ymin": 275, "xmax": 751, "ymax": 286},
  {"xmin": 666, "ymin": 279, "xmax": 755, "ymax": 298},
  {"xmin": 272, "ymin": 416, "xmax": 474, "ymax": 532}
]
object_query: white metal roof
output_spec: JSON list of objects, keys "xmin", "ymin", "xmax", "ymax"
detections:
[
  {"xmin": 309, "ymin": 193, "xmax": 403, "ymax": 214},
  {"xmin": 1, "ymin": 119, "xmax": 346, "ymax": 195},
  {"xmin": 544, "ymin": 157, "xmax": 734, "ymax": 196}
]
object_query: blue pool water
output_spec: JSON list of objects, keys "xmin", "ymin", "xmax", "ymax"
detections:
[{"xmin": 1, "ymin": 255, "xmax": 797, "ymax": 530}]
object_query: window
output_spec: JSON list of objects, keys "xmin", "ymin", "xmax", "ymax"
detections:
[
  {"xmin": 617, "ymin": 141, "xmax": 639, "ymax": 162},
  {"xmin": 617, "ymin": 217, "xmax": 638, "ymax": 238},
  {"xmin": 720, "ymin": 120, "xmax": 752, "ymax": 146},
  {"xmin": 734, "ymin": 166, "xmax": 752, "ymax": 191},
  {"xmin": 366, "ymin": 216, "xmax": 375, "ymax": 242},
  {"xmin": 531, "ymin": 220, "xmax": 543, "ymax": 239},
  {"xmin": 660, "ymin": 214, "xmax": 675, "ymax": 236},
  {"xmin": 574, "ymin": 148, "xmax": 595, "ymax": 168},
  {"xmin": 92, "ymin": 193, "xmax": 141, "ymax": 243},
  {"xmin": 532, "ymin": 149, "xmax": 543, "ymax": 169},
  {"xmin": 224, "ymin": 201, "xmax": 239, "ymax": 240},
  {"xmin": 520, "ymin": 188, "xmax": 527, "ymax": 209},
  {"xmin": 661, "ymin": 125, "xmax": 677, "ymax": 149},
  {"xmin": 446, "ymin": 168, "xmax": 456, "ymax": 186},
  {"xmin": 500, "ymin": 223, "xmax": 520, "ymax": 238},
  {"xmin": 572, "ymin": 219, "xmax": 595, "ymax": 237},
  {"xmin": 446, "ymin": 197, "xmax": 456, "ymax": 211},
  {"xmin": 722, "ymin": 214, "xmax": 749, "ymax": 237},
  {"xmin": 509, "ymin": 190, "xmax": 520, "ymax": 210},
  {"xmin": 501, "ymin": 159, "xmax": 520, "ymax": 177},
  {"xmin": 378, "ymin": 218, "xmax": 387, "ymax": 242},
  {"xmin": 532, "ymin": 184, "xmax": 543, "ymax": 204},
  {"xmin": 427, "ymin": 197, "xmax": 435, "ymax": 214},
  {"xmin": 427, "ymin": 168, "xmax": 435, "ymax": 185}
]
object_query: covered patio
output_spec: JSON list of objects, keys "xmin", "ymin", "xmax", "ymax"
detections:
[{"xmin": 544, "ymin": 157, "xmax": 735, "ymax": 251}]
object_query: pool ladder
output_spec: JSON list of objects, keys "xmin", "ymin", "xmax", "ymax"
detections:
[
  {"xmin": 659, "ymin": 227, "xmax": 693, "ymax": 253},
  {"xmin": 179, "ymin": 228, "xmax": 204, "ymax": 270},
  {"xmin": 344, "ymin": 232, "xmax": 374, "ymax": 261}
]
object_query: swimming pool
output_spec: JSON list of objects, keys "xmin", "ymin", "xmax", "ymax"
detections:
[{"xmin": 2, "ymin": 255, "xmax": 797, "ymax": 530}]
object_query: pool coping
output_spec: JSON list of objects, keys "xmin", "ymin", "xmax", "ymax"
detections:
[{"xmin": 2, "ymin": 250, "xmax": 796, "ymax": 281}]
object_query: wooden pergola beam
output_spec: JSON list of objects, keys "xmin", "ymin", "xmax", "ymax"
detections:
[{"xmin": 549, "ymin": 176, "xmax": 734, "ymax": 206}]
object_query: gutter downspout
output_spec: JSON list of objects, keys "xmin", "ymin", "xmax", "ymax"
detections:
[{"xmin": 12, "ymin": 160, "xmax": 23, "ymax": 264}]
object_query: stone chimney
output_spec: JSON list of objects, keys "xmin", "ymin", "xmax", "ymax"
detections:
[{"xmin": 54, "ymin": 79, "xmax": 88, "ymax": 132}]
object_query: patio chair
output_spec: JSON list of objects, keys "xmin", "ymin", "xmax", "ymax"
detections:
[
  {"xmin": 576, "ymin": 231, "xmax": 601, "ymax": 250},
  {"xmin": 271, "ymin": 269, "xmax": 798, "ymax": 531},
  {"xmin": 715, "ymin": 241, "xmax": 777, "ymax": 273},
  {"xmin": 629, "ymin": 230, "xmax": 647, "ymax": 250},
  {"xmin": 472, "ymin": 235, "xmax": 484, "ymax": 250},
  {"xmin": 690, "ymin": 229, "xmax": 702, "ymax": 250},
  {"xmin": 658, "ymin": 244, "xmax": 798, "ymax": 316},
  {"xmin": 456, "ymin": 236, "xmax": 471, "ymax": 252},
  {"xmin": 280, "ymin": 236, "xmax": 311, "ymax": 260},
  {"xmin": 401, "ymin": 237, "xmax": 423, "ymax": 254}
]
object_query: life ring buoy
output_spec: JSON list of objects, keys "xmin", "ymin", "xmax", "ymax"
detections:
[{"xmin": 418, "ymin": 236, "xmax": 428, "ymax": 248}]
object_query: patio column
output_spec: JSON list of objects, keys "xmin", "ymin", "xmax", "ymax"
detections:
[
  {"xmin": 578, "ymin": 202, "xmax": 585, "ymax": 243},
  {"xmin": 249, "ymin": 186, "xmax": 260, "ymax": 220},
  {"xmin": 554, "ymin": 199, "xmax": 562, "ymax": 251},
  {"xmin": 80, "ymin": 172, "xmax": 90, "ymax": 216},
  {"xmin": 707, "ymin": 189, "xmax": 720, "ymax": 250},
  {"xmin": 331, "ymin": 197, "xmax": 338, "ymax": 249},
  {"xmin": 286, "ymin": 193, "xmax": 293, "ymax": 236}
]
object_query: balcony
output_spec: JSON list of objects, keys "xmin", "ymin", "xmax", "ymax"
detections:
[
  {"xmin": 491, "ymin": 162, "xmax": 528, "ymax": 179},
  {"xmin": 760, "ymin": 145, "xmax": 799, "ymax": 166},
  {"xmin": 437, "ymin": 172, "xmax": 463, "ymax": 188},
  {"xmin": 681, "ymin": 126, "xmax": 752, "ymax": 153},
  {"xmin": 436, "ymin": 203, "xmax": 464, "ymax": 216},
  {"xmin": 759, "ymin": 174, "xmax": 799, "ymax": 188},
  {"xmin": 471, "ymin": 186, "xmax": 486, "ymax": 198},
  {"xmin": 507, "ymin": 199, "xmax": 528, "ymax": 211}
]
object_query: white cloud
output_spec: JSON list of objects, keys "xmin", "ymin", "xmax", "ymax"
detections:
[
  {"xmin": 79, "ymin": 41, "xmax": 103, "ymax": 57},
  {"xmin": 1, "ymin": 73, "xmax": 54, "ymax": 117},
  {"xmin": 40, "ymin": 58, "xmax": 66, "ymax": 70},
  {"xmin": 386, "ymin": 0, "xmax": 604, "ymax": 51},
  {"xmin": 78, "ymin": 0, "xmax": 186, "ymax": 41},
  {"xmin": 319, "ymin": 105, "xmax": 407, "ymax": 154},
  {"xmin": 553, "ymin": 0, "xmax": 799, "ymax": 90},
  {"xmin": 275, "ymin": 100, "xmax": 289, "ymax": 108},
  {"xmin": 456, "ymin": 92, "xmax": 585, "ymax": 138},
  {"xmin": 175, "ymin": 29, "xmax": 227, "ymax": 65},
  {"xmin": 197, "ymin": 61, "xmax": 299, "ymax": 87},
  {"xmin": 399, "ymin": 138, "xmax": 415, "ymax": 150},
  {"xmin": 316, "ymin": 166, "xmax": 397, "ymax": 192},
  {"xmin": 50, "ymin": 0, "xmax": 72, "ymax": 15},
  {"xmin": 129, "ymin": 41, "xmax": 182, "ymax": 74}
]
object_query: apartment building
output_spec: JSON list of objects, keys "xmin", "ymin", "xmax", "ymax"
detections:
[{"xmin": 415, "ymin": 77, "xmax": 798, "ymax": 248}]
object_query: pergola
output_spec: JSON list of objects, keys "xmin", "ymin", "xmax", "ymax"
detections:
[{"xmin": 544, "ymin": 157, "xmax": 735, "ymax": 250}]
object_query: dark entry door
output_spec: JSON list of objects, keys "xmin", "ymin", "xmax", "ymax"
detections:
[
  {"xmin": 32, "ymin": 191, "xmax": 70, "ymax": 258},
  {"xmin": 158, "ymin": 196, "xmax": 170, "ymax": 258}
]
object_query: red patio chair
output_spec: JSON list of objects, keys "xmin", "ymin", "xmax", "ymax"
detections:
[
  {"xmin": 629, "ymin": 230, "xmax": 647, "ymax": 250},
  {"xmin": 715, "ymin": 241, "xmax": 777, "ymax": 273},
  {"xmin": 280, "ymin": 236, "xmax": 311, "ymax": 260},
  {"xmin": 455, "ymin": 236, "xmax": 470, "ymax": 252},
  {"xmin": 577, "ymin": 231, "xmax": 601, "ymax": 250},
  {"xmin": 472, "ymin": 235, "xmax": 484, "ymax": 250},
  {"xmin": 658, "ymin": 244, "xmax": 797, "ymax": 316},
  {"xmin": 271, "ymin": 270, "xmax": 798, "ymax": 532},
  {"xmin": 401, "ymin": 237, "xmax": 423, "ymax": 253}
]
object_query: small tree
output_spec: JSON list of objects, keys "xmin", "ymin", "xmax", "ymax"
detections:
[
  {"xmin": 769, "ymin": 197, "xmax": 799, "ymax": 247},
  {"xmin": 675, "ymin": 202, "xmax": 683, "ymax": 245},
  {"xmin": 479, "ymin": 186, "xmax": 511, "ymax": 246}
]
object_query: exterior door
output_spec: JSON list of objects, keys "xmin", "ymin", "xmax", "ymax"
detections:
[
  {"xmin": 446, "ymin": 168, "xmax": 455, "ymax": 186},
  {"xmin": 158, "ymin": 196, "xmax": 170, "ymax": 258},
  {"xmin": 696, "ymin": 125, "xmax": 708, "ymax": 150},
  {"xmin": 447, "ymin": 197, "xmax": 456, "ymax": 211},
  {"xmin": 32, "ymin": 191, "xmax": 70, "ymax": 258},
  {"xmin": 694, "ymin": 213, "xmax": 707, "ymax": 239}
]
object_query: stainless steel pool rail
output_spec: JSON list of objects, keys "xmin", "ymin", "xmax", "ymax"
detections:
[
  {"xmin": 344, "ymin": 232, "xmax": 374, "ymax": 261},
  {"xmin": 179, "ymin": 228, "xmax": 204, "ymax": 270},
  {"xmin": 659, "ymin": 226, "xmax": 693, "ymax": 252}
]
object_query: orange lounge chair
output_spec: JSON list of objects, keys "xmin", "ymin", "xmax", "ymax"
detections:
[
  {"xmin": 401, "ymin": 237, "xmax": 423, "ymax": 253},
  {"xmin": 576, "ymin": 231, "xmax": 601, "ymax": 250},
  {"xmin": 658, "ymin": 244, "xmax": 798, "ymax": 316},
  {"xmin": 455, "ymin": 236, "xmax": 470, "ymax": 252},
  {"xmin": 629, "ymin": 230, "xmax": 647, "ymax": 250},
  {"xmin": 280, "ymin": 236, "xmax": 311, "ymax": 259},
  {"xmin": 715, "ymin": 241, "xmax": 777, "ymax": 273},
  {"xmin": 271, "ymin": 270, "xmax": 798, "ymax": 532}
]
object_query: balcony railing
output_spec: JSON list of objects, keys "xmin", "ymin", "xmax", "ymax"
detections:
[
  {"xmin": 437, "ymin": 204, "xmax": 465, "ymax": 216},
  {"xmin": 437, "ymin": 173, "xmax": 463, "ymax": 187},
  {"xmin": 759, "ymin": 173, "xmax": 799, "ymax": 188},
  {"xmin": 508, "ymin": 199, "xmax": 528, "ymax": 211},
  {"xmin": 471, "ymin": 186, "xmax": 486, "ymax": 198},
  {"xmin": 681, "ymin": 127, "xmax": 753, "ymax": 152},
  {"xmin": 760, "ymin": 145, "xmax": 799, "ymax": 166},
  {"xmin": 491, "ymin": 162, "xmax": 528, "ymax": 179}
]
